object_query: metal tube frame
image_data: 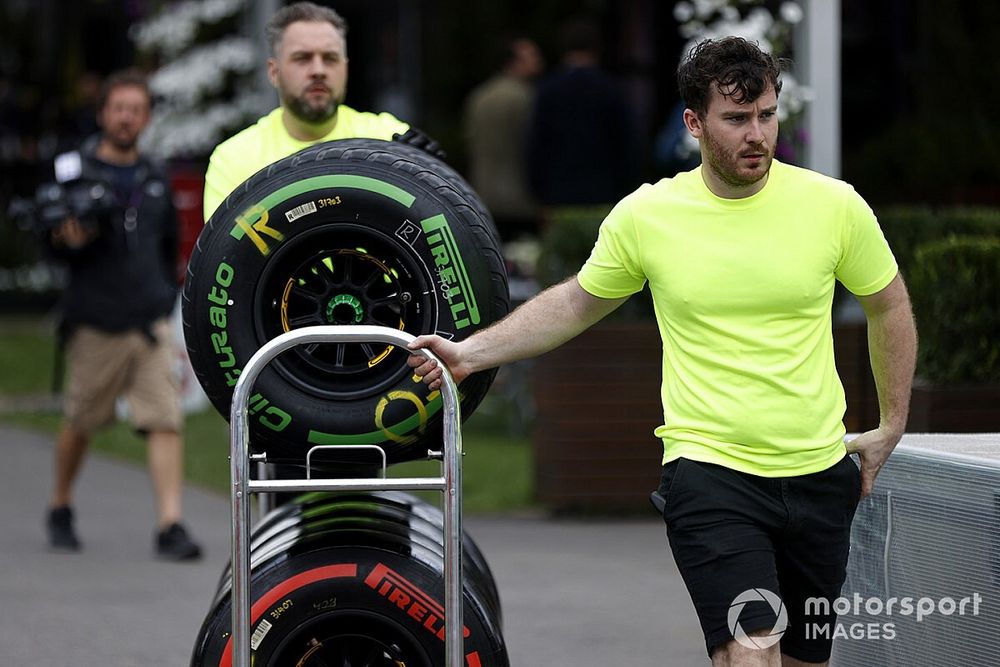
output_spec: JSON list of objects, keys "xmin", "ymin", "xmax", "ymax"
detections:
[{"xmin": 228, "ymin": 325, "xmax": 464, "ymax": 667}]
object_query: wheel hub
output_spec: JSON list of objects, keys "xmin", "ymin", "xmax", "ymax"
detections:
[
  {"xmin": 326, "ymin": 293, "xmax": 364, "ymax": 324},
  {"xmin": 255, "ymin": 223, "xmax": 436, "ymax": 400}
]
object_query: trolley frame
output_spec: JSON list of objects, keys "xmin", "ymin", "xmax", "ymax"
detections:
[{"xmin": 228, "ymin": 325, "xmax": 464, "ymax": 667}]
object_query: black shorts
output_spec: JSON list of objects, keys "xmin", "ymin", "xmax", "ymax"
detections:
[{"xmin": 656, "ymin": 455, "xmax": 861, "ymax": 662}]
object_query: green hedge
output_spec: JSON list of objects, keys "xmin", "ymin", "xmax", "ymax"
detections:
[
  {"xmin": 877, "ymin": 206, "xmax": 1000, "ymax": 275},
  {"xmin": 536, "ymin": 205, "xmax": 609, "ymax": 288},
  {"xmin": 908, "ymin": 235, "xmax": 1000, "ymax": 384},
  {"xmin": 536, "ymin": 204, "xmax": 654, "ymax": 320}
]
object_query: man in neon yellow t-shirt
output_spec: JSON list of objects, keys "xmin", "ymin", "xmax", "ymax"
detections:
[
  {"xmin": 203, "ymin": 2, "xmax": 411, "ymax": 220},
  {"xmin": 409, "ymin": 37, "xmax": 917, "ymax": 667},
  {"xmin": 203, "ymin": 2, "xmax": 443, "ymax": 506}
]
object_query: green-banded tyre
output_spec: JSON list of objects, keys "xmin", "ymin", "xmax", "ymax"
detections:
[
  {"xmin": 182, "ymin": 139, "xmax": 509, "ymax": 464},
  {"xmin": 191, "ymin": 495, "xmax": 508, "ymax": 667},
  {"xmin": 230, "ymin": 492, "xmax": 502, "ymax": 623}
]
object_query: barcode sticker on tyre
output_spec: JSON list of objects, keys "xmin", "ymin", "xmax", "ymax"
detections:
[
  {"xmin": 250, "ymin": 619, "xmax": 273, "ymax": 650},
  {"xmin": 285, "ymin": 201, "xmax": 317, "ymax": 223}
]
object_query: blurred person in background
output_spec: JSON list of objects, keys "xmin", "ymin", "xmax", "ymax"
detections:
[
  {"xmin": 527, "ymin": 16, "xmax": 640, "ymax": 209},
  {"xmin": 463, "ymin": 34, "xmax": 544, "ymax": 242},
  {"xmin": 44, "ymin": 69, "xmax": 201, "ymax": 561}
]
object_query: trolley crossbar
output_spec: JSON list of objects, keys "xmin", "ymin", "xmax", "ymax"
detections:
[
  {"xmin": 229, "ymin": 325, "xmax": 464, "ymax": 667},
  {"xmin": 248, "ymin": 477, "xmax": 447, "ymax": 492}
]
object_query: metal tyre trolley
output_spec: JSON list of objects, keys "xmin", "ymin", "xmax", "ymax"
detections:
[{"xmin": 228, "ymin": 325, "xmax": 465, "ymax": 667}]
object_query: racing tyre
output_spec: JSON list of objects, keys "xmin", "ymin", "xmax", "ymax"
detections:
[
  {"xmin": 240, "ymin": 491, "xmax": 502, "ymax": 621},
  {"xmin": 190, "ymin": 493, "xmax": 508, "ymax": 667},
  {"xmin": 182, "ymin": 139, "xmax": 509, "ymax": 463}
]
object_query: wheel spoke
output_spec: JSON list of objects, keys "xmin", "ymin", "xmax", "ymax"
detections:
[
  {"xmin": 367, "ymin": 303, "xmax": 402, "ymax": 326},
  {"xmin": 289, "ymin": 314, "xmax": 320, "ymax": 329},
  {"xmin": 341, "ymin": 639, "xmax": 358, "ymax": 667},
  {"xmin": 364, "ymin": 645, "xmax": 392, "ymax": 667},
  {"xmin": 341, "ymin": 253, "xmax": 354, "ymax": 285},
  {"xmin": 369, "ymin": 295, "xmax": 402, "ymax": 309},
  {"xmin": 318, "ymin": 255, "xmax": 351, "ymax": 289},
  {"xmin": 294, "ymin": 637, "xmax": 331, "ymax": 667},
  {"xmin": 359, "ymin": 267, "xmax": 384, "ymax": 293},
  {"xmin": 260, "ymin": 238, "xmax": 432, "ymax": 389},
  {"xmin": 367, "ymin": 297, "xmax": 405, "ymax": 327},
  {"xmin": 290, "ymin": 281, "xmax": 326, "ymax": 303}
]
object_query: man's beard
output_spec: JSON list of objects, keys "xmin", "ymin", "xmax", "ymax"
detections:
[
  {"xmin": 285, "ymin": 90, "xmax": 341, "ymax": 125},
  {"xmin": 105, "ymin": 127, "xmax": 140, "ymax": 152},
  {"xmin": 701, "ymin": 127, "xmax": 773, "ymax": 190}
]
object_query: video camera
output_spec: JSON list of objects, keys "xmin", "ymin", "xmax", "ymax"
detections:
[{"xmin": 7, "ymin": 151, "xmax": 120, "ymax": 235}]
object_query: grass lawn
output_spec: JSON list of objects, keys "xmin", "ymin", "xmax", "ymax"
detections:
[
  {"xmin": 0, "ymin": 316, "xmax": 536, "ymax": 514},
  {"xmin": 0, "ymin": 315, "xmax": 58, "ymax": 395}
]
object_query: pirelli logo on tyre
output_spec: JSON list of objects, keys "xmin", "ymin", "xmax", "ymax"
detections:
[
  {"xmin": 364, "ymin": 562, "xmax": 483, "ymax": 666},
  {"xmin": 420, "ymin": 214, "xmax": 480, "ymax": 330}
]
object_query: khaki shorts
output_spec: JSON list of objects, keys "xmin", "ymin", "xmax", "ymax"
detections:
[{"xmin": 64, "ymin": 319, "xmax": 183, "ymax": 435}]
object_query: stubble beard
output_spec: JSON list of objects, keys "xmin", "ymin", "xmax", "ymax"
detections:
[
  {"xmin": 285, "ymin": 88, "xmax": 342, "ymax": 125},
  {"xmin": 105, "ymin": 126, "xmax": 140, "ymax": 152},
  {"xmin": 702, "ymin": 128, "xmax": 773, "ymax": 190}
]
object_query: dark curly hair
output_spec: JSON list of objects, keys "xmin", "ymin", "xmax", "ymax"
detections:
[{"xmin": 677, "ymin": 37, "xmax": 786, "ymax": 116}]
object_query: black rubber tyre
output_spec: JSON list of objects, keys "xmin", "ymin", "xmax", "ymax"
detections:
[
  {"xmin": 191, "ymin": 497, "xmax": 508, "ymax": 667},
  {"xmin": 182, "ymin": 139, "xmax": 508, "ymax": 463},
  {"xmin": 231, "ymin": 492, "xmax": 502, "ymax": 623}
]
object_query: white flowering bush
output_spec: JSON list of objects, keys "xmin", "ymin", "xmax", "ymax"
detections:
[
  {"xmin": 672, "ymin": 0, "xmax": 813, "ymax": 163},
  {"xmin": 132, "ymin": 0, "xmax": 271, "ymax": 159},
  {"xmin": 130, "ymin": 0, "xmax": 247, "ymax": 58}
]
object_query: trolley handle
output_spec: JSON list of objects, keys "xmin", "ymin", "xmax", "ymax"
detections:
[{"xmin": 228, "ymin": 325, "xmax": 464, "ymax": 667}]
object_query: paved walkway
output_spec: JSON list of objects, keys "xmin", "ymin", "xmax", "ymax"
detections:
[{"xmin": 0, "ymin": 423, "xmax": 707, "ymax": 666}]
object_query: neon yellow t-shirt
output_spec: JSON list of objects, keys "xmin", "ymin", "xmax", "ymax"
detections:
[
  {"xmin": 203, "ymin": 105, "xmax": 409, "ymax": 220},
  {"xmin": 577, "ymin": 160, "xmax": 898, "ymax": 477}
]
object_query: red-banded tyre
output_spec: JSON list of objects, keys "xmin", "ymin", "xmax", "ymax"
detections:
[
  {"xmin": 181, "ymin": 139, "xmax": 508, "ymax": 463},
  {"xmin": 191, "ymin": 495, "xmax": 508, "ymax": 667}
]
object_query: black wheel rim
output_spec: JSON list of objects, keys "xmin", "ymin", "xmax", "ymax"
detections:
[
  {"xmin": 255, "ymin": 222, "xmax": 435, "ymax": 400},
  {"xmin": 270, "ymin": 611, "xmax": 432, "ymax": 667}
]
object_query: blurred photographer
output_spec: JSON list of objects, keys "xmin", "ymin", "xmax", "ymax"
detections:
[{"xmin": 42, "ymin": 69, "xmax": 201, "ymax": 560}]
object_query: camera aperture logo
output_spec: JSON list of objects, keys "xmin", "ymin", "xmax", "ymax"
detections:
[{"xmin": 728, "ymin": 588, "xmax": 788, "ymax": 649}]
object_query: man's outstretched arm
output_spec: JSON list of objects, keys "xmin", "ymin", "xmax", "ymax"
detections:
[{"xmin": 407, "ymin": 276, "xmax": 627, "ymax": 390}]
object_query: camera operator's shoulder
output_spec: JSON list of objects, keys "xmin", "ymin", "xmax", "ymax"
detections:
[{"xmin": 138, "ymin": 155, "xmax": 174, "ymax": 199}]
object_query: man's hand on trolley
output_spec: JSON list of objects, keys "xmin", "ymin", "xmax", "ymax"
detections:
[{"xmin": 407, "ymin": 335, "xmax": 470, "ymax": 390}]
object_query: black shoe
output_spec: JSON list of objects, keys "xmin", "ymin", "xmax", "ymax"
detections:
[
  {"xmin": 155, "ymin": 522, "xmax": 203, "ymax": 561},
  {"xmin": 47, "ymin": 506, "xmax": 81, "ymax": 552}
]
